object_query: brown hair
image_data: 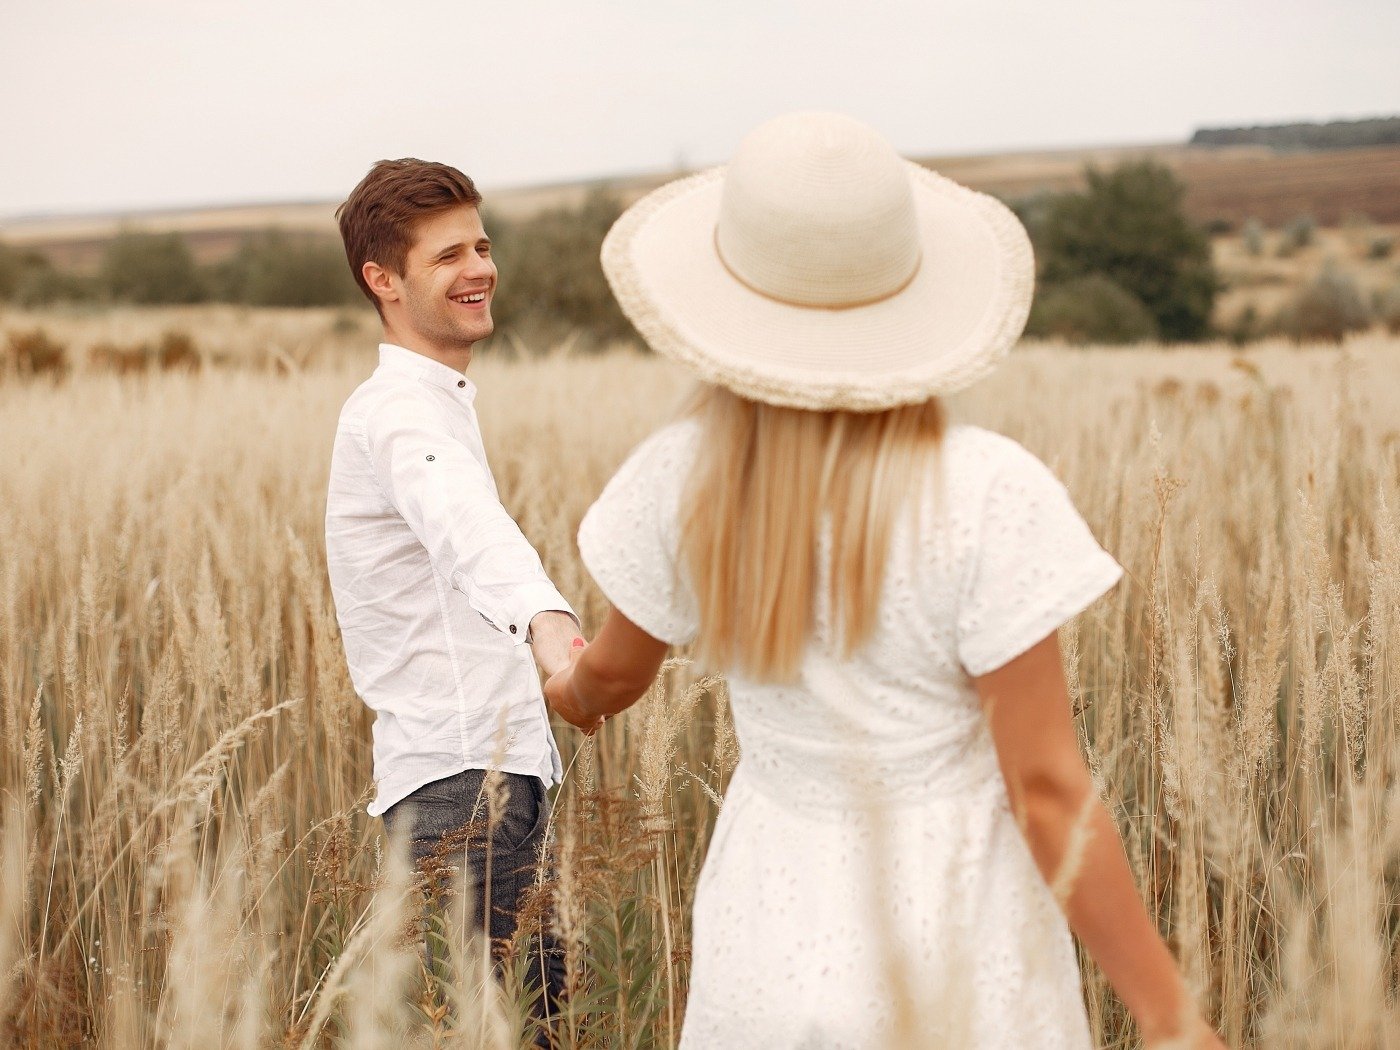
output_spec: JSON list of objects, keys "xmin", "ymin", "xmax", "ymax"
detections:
[{"xmin": 335, "ymin": 159, "xmax": 483, "ymax": 314}]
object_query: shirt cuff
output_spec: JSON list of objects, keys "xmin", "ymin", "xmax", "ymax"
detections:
[{"xmin": 504, "ymin": 583, "xmax": 580, "ymax": 646}]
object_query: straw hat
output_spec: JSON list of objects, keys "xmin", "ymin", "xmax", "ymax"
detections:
[{"xmin": 601, "ymin": 112, "xmax": 1035, "ymax": 411}]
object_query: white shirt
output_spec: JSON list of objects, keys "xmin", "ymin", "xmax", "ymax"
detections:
[{"xmin": 326, "ymin": 343, "xmax": 574, "ymax": 816}]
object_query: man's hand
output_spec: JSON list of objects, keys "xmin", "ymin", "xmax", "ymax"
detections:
[
  {"xmin": 545, "ymin": 640, "xmax": 604, "ymax": 734},
  {"xmin": 528, "ymin": 611, "xmax": 584, "ymax": 678}
]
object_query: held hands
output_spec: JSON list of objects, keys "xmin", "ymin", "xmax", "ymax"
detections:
[
  {"xmin": 545, "ymin": 639, "xmax": 605, "ymax": 735},
  {"xmin": 527, "ymin": 611, "xmax": 585, "ymax": 678}
]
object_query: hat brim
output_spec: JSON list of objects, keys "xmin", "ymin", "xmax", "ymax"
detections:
[{"xmin": 601, "ymin": 161, "xmax": 1035, "ymax": 411}]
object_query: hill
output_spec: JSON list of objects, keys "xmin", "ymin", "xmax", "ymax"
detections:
[
  {"xmin": 1190, "ymin": 115, "xmax": 1400, "ymax": 151},
  {"xmin": 5, "ymin": 139, "xmax": 1400, "ymax": 271}
]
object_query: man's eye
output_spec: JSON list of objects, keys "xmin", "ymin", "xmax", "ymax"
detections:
[{"xmin": 477, "ymin": 245, "xmax": 492, "ymax": 255}]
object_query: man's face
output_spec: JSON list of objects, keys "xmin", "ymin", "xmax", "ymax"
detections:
[{"xmin": 391, "ymin": 204, "xmax": 497, "ymax": 352}]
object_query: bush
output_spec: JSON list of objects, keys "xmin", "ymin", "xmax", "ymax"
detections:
[
  {"xmin": 1276, "ymin": 214, "xmax": 1316, "ymax": 257},
  {"xmin": 4, "ymin": 328, "xmax": 68, "ymax": 378},
  {"xmin": 1242, "ymin": 219, "xmax": 1266, "ymax": 258},
  {"xmin": 1025, "ymin": 275, "xmax": 1160, "ymax": 344},
  {"xmin": 1036, "ymin": 160, "xmax": 1218, "ymax": 341},
  {"xmin": 1272, "ymin": 261, "xmax": 1372, "ymax": 342},
  {"xmin": 1374, "ymin": 285, "xmax": 1400, "ymax": 334},
  {"xmin": 1225, "ymin": 303, "xmax": 1264, "ymax": 346},
  {"xmin": 488, "ymin": 189, "xmax": 636, "ymax": 344},
  {"xmin": 1366, "ymin": 233, "xmax": 1394, "ymax": 260},
  {"xmin": 100, "ymin": 229, "xmax": 205, "ymax": 304},
  {"xmin": 0, "ymin": 243, "xmax": 96, "ymax": 305},
  {"xmin": 209, "ymin": 229, "xmax": 362, "ymax": 307}
]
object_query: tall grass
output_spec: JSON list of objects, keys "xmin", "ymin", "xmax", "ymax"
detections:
[{"xmin": 1, "ymin": 317, "xmax": 1398, "ymax": 1046}]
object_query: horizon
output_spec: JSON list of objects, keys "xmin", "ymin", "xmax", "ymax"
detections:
[{"xmin": 6, "ymin": 116, "xmax": 1397, "ymax": 228}]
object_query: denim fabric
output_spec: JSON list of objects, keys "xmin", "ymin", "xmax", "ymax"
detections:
[{"xmin": 382, "ymin": 768, "xmax": 566, "ymax": 1039}]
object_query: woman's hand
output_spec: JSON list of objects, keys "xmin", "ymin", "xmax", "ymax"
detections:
[{"xmin": 545, "ymin": 639, "xmax": 604, "ymax": 734}]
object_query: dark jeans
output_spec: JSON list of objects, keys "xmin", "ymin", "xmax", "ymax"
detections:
[{"xmin": 382, "ymin": 768, "xmax": 566, "ymax": 1040}]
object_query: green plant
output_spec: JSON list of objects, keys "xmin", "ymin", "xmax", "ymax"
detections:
[
  {"xmin": 1242, "ymin": 219, "xmax": 1266, "ymax": 258},
  {"xmin": 1272, "ymin": 260, "xmax": 1372, "ymax": 342},
  {"xmin": 1277, "ymin": 213, "xmax": 1316, "ymax": 257},
  {"xmin": 99, "ymin": 229, "xmax": 205, "ymax": 304},
  {"xmin": 1036, "ymin": 160, "xmax": 1219, "ymax": 341},
  {"xmin": 489, "ymin": 189, "xmax": 637, "ymax": 345},
  {"xmin": 1374, "ymin": 285, "xmax": 1400, "ymax": 334},
  {"xmin": 1026, "ymin": 275, "xmax": 1160, "ymax": 344},
  {"xmin": 209, "ymin": 229, "xmax": 362, "ymax": 307}
]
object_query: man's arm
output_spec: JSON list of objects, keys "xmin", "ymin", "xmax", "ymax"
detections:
[
  {"xmin": 364, "ymin": 388, "xmax": 580, "ymax": 658},
  {"xmin": 545, "ymin": 606, "xmax": 669, "ymax": 733}
]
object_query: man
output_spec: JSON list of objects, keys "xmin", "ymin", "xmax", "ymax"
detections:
[{"xmin": 325, "ymin": 158, "xmax": 577, "ymax": 1024}]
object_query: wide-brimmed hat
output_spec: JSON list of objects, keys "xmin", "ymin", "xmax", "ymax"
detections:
[{"xmin": 601, "ymin": 112, "xmax": 1035, "ymax": 411}]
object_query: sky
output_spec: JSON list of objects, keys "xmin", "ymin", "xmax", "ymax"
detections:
[{"xmin": 1, "ymin": 0, "xmax": 1397, "ymax": 219}]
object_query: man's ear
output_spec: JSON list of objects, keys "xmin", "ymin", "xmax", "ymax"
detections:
[{"xmin": 362, "ymin": 261, "xmax": 400, "ymax": 306}]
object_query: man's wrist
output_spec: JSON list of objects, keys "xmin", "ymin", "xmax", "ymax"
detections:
[{"xmin": 529, "ymin": 610, "xmax": 584, "ymax": 677}]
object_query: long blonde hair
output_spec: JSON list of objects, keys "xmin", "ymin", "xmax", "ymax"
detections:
[{"xmin": 680, "ymin": 384, "xmax": 947, "ymax": 682}]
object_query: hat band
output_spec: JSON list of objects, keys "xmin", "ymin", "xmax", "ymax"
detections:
[{"xmin": 712, "ymin": 227, "xmax": 922, "ymax": 312}]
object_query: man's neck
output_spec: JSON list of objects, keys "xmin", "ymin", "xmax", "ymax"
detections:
[{"xmin": 380, "ymin": 325, "xmax": 473, "ymax": 374}]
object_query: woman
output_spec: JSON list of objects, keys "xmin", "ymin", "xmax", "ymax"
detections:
[{"xmin": 546, "ymin": 112, "xmax": 1225, "ymax": 1049}]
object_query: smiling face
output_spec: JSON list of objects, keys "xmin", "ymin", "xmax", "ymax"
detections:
[{"xmin": 384, "ymin": 204, "xmax": 498, "ymax": 357}]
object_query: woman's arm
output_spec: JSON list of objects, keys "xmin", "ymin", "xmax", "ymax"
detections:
[
  {"xmin": 974, "ymin": 633, "xmax": 1226, "ymax": 1050},
  {"xmin": 545, "ymin": 606, "xmax": 670, "ymax": 732}
]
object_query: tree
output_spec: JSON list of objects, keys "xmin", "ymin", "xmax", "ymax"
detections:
[
  {"xmin": 1037, "ymin": 161, "xmax": 1218, "ymax": 341},
  {"xmin": 210, "ymin": 229, "xmax": 362, "ymax": 307},
  {"xmin": 488, "ymin": 189, "xmax": 636, "ymax": 344},
  {"xmin": 99, "ymin": 229, "xmax": 205, "ymax": 304},
  {"xmin": 1025, "ymin": 275, "xmax": 1159, "ymax": 344}
]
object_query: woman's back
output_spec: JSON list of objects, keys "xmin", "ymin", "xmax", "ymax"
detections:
[{"xmin": 578, "ymin": 416, "xmax": 1121, "ymax": 1047}]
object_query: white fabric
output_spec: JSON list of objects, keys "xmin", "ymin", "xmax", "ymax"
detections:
[
  {"xmin": 577, "ymin": 419, "xmax": 1123, "ymax": 1049},
  {"xmin": 326, "ymin": 343, "xmax": 574, "ymax": 816}
]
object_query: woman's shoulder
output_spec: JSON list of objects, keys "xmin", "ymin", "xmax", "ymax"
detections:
[{"xmin": 939, "ymin": 423, "xmax": 1059, "ymax": 497}]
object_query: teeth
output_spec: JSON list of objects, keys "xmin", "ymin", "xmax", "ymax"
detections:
[{"xmin": 452, "ymin": 292, "xmax": 487, "ymax": 304}]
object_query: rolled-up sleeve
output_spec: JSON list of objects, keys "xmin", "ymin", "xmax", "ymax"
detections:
[{"xmin": 363, "ymin": 389, "xmax": 576, "ymax": 643}]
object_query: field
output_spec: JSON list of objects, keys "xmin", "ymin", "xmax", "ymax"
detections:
[{"xmin": 2, "ymin": 309, "xmax": 1400, "ymax": 1047}]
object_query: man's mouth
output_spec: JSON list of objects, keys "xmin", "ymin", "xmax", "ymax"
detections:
[{"xmin": 449, "ymin": 290, "xmax": 489, "ymax": 308}]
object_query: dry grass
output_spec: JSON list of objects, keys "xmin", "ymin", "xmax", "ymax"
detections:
[{"xmin": 1, "ymin": 312, "xmax": 1399, "ymax": 1047}]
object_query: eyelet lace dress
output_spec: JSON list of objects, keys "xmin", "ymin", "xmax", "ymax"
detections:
[{"xmin": 577, "ymin": 419, "xmax": 1123, "ymax": 1049}]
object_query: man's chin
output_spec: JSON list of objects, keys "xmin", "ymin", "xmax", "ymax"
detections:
[{"xmin": 459, "ymin": 313, "xmax": 494, "ymax": 344}]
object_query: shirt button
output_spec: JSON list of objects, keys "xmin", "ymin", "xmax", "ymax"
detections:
[
  {"xmin": 509, "ymin": 624, "xmax": 518, "ymax": 634},
  {"xmin": 457, "ymin": 380, "xmax": 466, "ymax": 388}
]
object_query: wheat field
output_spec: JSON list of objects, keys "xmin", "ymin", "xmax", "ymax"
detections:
[{"xmin": 2, "ymin": 309, "xmax": 1399, "ymax": 1047}]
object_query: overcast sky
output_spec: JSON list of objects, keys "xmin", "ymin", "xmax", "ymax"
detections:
[{"xmin": 1, "ymin": 0, "xmax": 1396, "ymax": 219}]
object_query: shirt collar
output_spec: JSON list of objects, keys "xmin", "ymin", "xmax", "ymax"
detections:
[{"xmin": 377, "ymin": 343, "xmax": 477, "ymax": 401}]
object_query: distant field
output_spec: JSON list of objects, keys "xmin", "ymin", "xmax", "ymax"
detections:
[{"xmin": 7, "ymin": 142, "xmax": 1400, "ymax": 270}]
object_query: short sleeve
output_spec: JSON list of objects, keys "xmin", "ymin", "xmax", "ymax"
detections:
[
  {"xmin": 956, "ymin": 440, "xmax": 1123, "ymax": 677},
  {"xmin": 577, "ymin": 423, "xmax": 700, "ymax": 646}
]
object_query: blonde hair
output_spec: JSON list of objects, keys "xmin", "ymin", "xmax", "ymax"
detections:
[{"xmin": 680, "ymin": 384, "xmax": 947, "ymax": 682}]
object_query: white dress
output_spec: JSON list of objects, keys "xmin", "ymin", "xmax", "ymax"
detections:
[{"xmin": 577, "ymin": 420, "xmax": 1124, "ymax": 1049}]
